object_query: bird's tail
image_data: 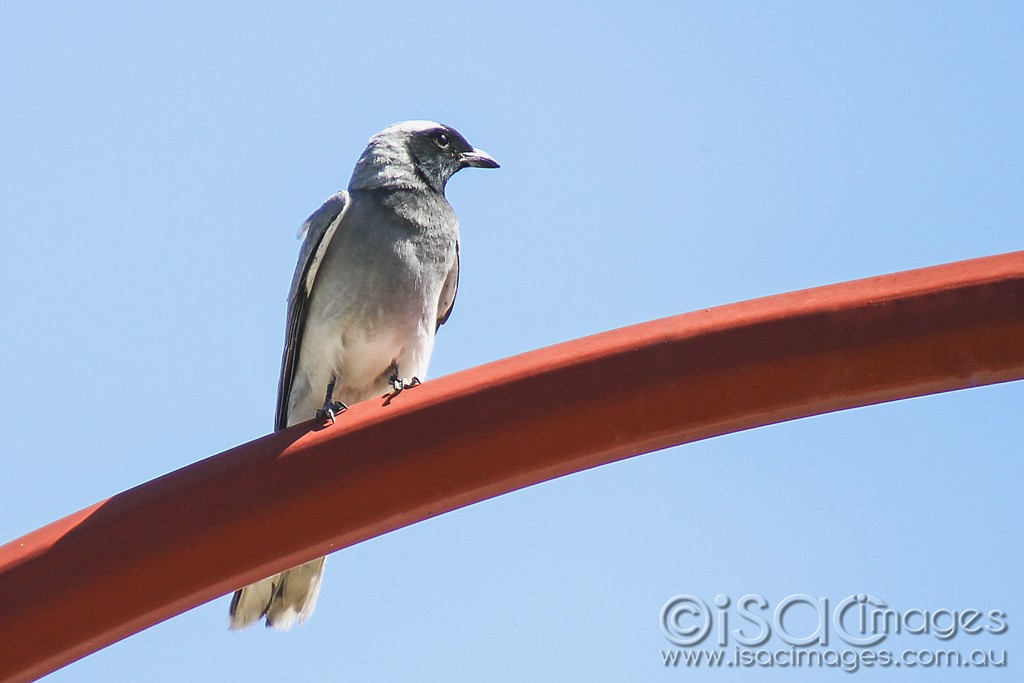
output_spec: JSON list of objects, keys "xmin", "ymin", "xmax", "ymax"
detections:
[{"xmin": 228, "ymin": 556, "xmax": 326, "ymax": 631}]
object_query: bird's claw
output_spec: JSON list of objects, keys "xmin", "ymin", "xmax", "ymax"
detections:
[
  {"xmin": 383, "ymin": 376, "xmax": 421, "ymax": 405},
  {"xmin": 391, "ymin": 376, "xmax": 421, "ymax": 392},
  {"xmin": 316, "ymin": 401, "xmax": 348, "ymax": 425}
]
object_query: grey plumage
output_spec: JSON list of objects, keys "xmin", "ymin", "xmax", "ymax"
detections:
[{"xmin": 229, "ymin": 121, "xmax": 498, "ymax": 631}]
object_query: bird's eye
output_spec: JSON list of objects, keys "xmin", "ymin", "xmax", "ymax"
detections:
[{"xmin": 434, "ymin": 132, "xmax": 450, "ymax": 148}]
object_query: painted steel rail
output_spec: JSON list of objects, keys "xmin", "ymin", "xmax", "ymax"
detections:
[{"xmin": 1, "ymin": 251, "xmax": 1022, "ymax": 682}]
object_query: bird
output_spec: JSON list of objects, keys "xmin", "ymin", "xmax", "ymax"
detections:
[{"xmin": 228, "ymin": 121, "xmax": 498, "ymax": 631}]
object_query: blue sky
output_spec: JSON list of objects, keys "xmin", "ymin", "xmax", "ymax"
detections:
[{"xmin": 0, "ymin": 2, "xmax": 1021, "ymax": 680}]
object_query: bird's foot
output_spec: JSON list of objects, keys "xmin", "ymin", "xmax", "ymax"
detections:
[
  {"xmin": 383, "ymin": 376, "xmax": 421, "ymax": 405},
  {"xmin": 316, "ymin": 376, "xmax": 348, "ymax": 424},
  {"xmin": 392, "ymin": 376, "xmax": 421, "ymax": 392},
  {"xmin": 316, "ymin": 401, "xmax": 348, "ymax": 425}
]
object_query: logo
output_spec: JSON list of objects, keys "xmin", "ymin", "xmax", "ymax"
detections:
[{"xmin": 659, "ymin": 593, "xmax": 1008, "ymax": 672}]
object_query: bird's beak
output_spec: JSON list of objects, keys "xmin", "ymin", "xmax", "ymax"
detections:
[{"xmin": 459, "ymin": 148, "xmax": 500, "ymax": 169}]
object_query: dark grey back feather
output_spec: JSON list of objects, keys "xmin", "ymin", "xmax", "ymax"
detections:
[
  {"xmin": 435, "ymin": 242, "xmax": 459, "ymax": 331},
  {"xmin": 276, "ymin": 190, "xmax": 350, "ymax": 430}
]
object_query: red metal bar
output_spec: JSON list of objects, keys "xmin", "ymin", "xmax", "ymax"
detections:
[{"xmin": 1, "ymin": 251, "xmax": 1022, "ymax": 682}]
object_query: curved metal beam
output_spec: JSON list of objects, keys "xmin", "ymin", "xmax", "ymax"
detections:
[{"xmin": 1, "ymin": 251, "xmax": 1022, "ymax": 682}]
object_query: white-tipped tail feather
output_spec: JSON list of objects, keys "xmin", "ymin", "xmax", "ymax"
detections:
[{"xmin": 229, "ymin": 557, "xmax": 326, "ymax": 631}]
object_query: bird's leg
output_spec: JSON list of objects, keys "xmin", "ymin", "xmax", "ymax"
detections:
[
  {"xmin": 315, "ymin": 375, "xmax": 348, "ymax": 424},
  {"xmin": 383, "ymin": 375, "xmax": 422, "ymax": 405}
]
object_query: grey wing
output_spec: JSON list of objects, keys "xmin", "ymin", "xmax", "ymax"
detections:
[
  {"xmin": 275, "ymin": 190, "xmax": 350, "ymax": 430},
  {"xmin": 435, "ymin": 242, "xmax": 460, "ymax": 331}
]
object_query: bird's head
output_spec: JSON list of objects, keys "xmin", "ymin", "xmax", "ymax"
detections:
[{"xmin": 349, "ymin": 120, "xmax": 499, "ymax": 194}]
